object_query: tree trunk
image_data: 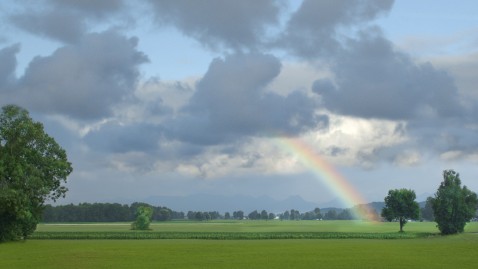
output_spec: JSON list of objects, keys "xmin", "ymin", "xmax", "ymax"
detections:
[{"xmin": 399, "ymin": 217, "xmax": 404, "ymax": 232}]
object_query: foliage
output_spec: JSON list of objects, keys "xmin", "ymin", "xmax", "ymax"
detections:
[
  {"xmin": 430, "ymin": 170, "xmax": 478, "ymax": 235},
  {"xmin": 337, "ymin": 209, "xmax": 353, "ymax": 220},
  {"xmin": 42, "ymin": 202, "xmax": 184, "ymax": 222},
  {"xmin": 0, "ymin": 105, "xmax": 72, "ymax": 242},
  {"xmin": 324, "ymin": 210, "xmax": 338, "ymax": 220},
  {"xmin": 131, "ymin": 206, "xmax": 153, "ymax": 230},
  {"xmin": 381, "ymin": 189, "xmax": 420, "ymax": 232},
  {"xmin": 301, "ymin": 208, "xmax": 322, "ymax": 220},
  {"xmin": 186, "ymin": 210, "xmax": 221, "ymax": 221},
  {"xmin": 232, "ymin": 211, "xmax": 244, "ymax": 220},
  {"xmin": 420, "ymin": 197, "xmax": 435, "ymax": 221},
  {"xmin": 224, "ymin": 212, "xmax": 231, "ymax": 219},
  {"xmin": 248, "ymin": 210, "xmax": 260, "ymax": 220}
]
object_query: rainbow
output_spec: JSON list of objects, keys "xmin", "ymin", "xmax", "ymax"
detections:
[{"xmin": 275, "ymin": 136, "xmax": 378, "ymax": 221}]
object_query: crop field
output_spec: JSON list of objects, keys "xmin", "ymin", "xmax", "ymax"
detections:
[{"xmin": 1, "ymin": 221, "xmax": 478, "ymax": 269}]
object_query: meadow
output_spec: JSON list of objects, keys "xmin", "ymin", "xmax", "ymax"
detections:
[{"xmin": 1, "ymin": 221, "xmax": 477, "ymax": 268}]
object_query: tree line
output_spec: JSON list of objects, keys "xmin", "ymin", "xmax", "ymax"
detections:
[
  {"xmin": 40, "ymin": 205, "xmax": 374, "ymax": 222},
  {"xmin": 42, "ymin": 202, "xmax": 184, "ymax": 222},
  {"xmin": 42, "ymin": 198, "xmax": 466, "ymax": 223}
]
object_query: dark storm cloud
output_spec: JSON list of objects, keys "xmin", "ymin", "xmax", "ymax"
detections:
[
  {"xmin": 84, "ymin": 122, "xmax": 163, "ymax": 154},
  {"xmin": 0, "ymin": 44, "xmax": 19, "ymax": 89},
  {"xmin": 313, "ymin": 31, "xmax": 464, "ymax": 120},
  {"xmin": 147, "ymin": 0, "xmax": 281, "ymax": 50},
  {"xmin": 168, "ymin": 53, "xmax": 327, "ymax": 145},
  {"xmin": 281, "ymin": 0, "xmax": 394, "ymax": 58},
  {"xmin": 408, "ymin": 119, "xmax": 478, "ymax": 156},
  {"xmin": 9, "ymin": 0, "xmax": 125, "ymax": 43},
  {"xmin": 50, "ymin": 0, "xmax": 124, "ymax": 18},
  {"xmin": 10, "ymin": 10, "xmax": 85, "ymax": 43},
  {"xmin": 15, "ymin": 31, "xmax": 148, "ymax": 119}
]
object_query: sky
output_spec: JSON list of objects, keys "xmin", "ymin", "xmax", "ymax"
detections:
[{"xmin": 1, "ymin": 0, "xmax": 478, "ymax": 208}]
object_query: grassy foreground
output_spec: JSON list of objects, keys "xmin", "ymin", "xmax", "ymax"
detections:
[
  {"xmin": 1, "ymin": 236, "xmax": 478, "ymax": 268},
  {"xmin": 1, "ymin": 221, "xmax": 477, "ymax": 268}
]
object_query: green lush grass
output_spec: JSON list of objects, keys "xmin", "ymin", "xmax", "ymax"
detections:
[
  {"xmin": 36, "ymin": 219, "xmax": 456, "ymax": 233},
  {"xmin": 1, "ymin": 221, "xmax": 477, "ymax": 268},
  {"xmin": 33, "ymin": 220, "xmax": 445, "ymax": 240},
  {"xmin": 1, "ymin": 235, "xmax": 478, "ymax": 268}
]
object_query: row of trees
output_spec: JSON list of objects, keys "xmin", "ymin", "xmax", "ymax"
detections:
[
  {"xmin": 186, "ymin": 211, "xmax": 221, "ymax": 221},
  {"xmin": 40, "ymin": 205, "xmax": 369, "ymax": 222},
  {"xmin": 42, "ymin": 202, "xmax": 184, "ymax": 222},
  {"xmin": 382, "ymin": 170, "xmax": 478, "ymax": 234}
]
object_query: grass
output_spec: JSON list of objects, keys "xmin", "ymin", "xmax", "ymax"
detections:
[
  {"xmin": 35, "ymin": 219, "xmax": 450, "ymax": 233},
  {"xmin": 1, "ymin": 235, "xmax": 478, "ymax": 268},
  {"xmin": 1, "ymin": 221, "xmax": 478, "ymax": 268}
]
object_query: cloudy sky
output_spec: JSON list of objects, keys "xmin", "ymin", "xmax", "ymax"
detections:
[{"xmin": 1, "ymin": 0, "xmax": 477, "ymax": 207}]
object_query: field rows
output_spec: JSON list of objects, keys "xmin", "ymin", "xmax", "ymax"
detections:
[{"xmin": 31, "ymin": 231, "xmax": 433, "ymax": 240}]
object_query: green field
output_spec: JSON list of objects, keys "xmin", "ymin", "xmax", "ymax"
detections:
[
  {"xmin": 1, "ymin": 221, "xmax": 478, "ymax": 268},
  {"xmin": 35, "ymin": 220, "xmax": 445, "ymax": 233}
]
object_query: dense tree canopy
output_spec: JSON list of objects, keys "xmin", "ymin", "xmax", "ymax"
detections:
[
  {"xmin": 131, "ymin": 206, "xmax": 153, "ymax": 230},
  {"xmin": 42, "ymin": 203, "xmax": 184, "ymax": 222},
  {"xmin": 0, "ymin": 105, "xmax": 72, "ymax": 241},
  {"xmin": 430, "ymin": 170, "xmax": 478, "ymax": 235},
  {"xmin": 381, "ymin": 189, "xmax": 419, "ymax": 232}
]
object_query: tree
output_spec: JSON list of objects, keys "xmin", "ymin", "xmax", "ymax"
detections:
[
  {"xmin": 233, "ymin": 210, "xmax": 244, "ymax": 220},
  {"xmin": 260, "ymin": 210, "xmax": 268, "ymax": 220},
  {"xmin": 421, "ymin": 197, "xmax": 435, "ymax": 221},
  {"xmin": 156, "ymin": 208, "xmax": 171, "ymax": 221},
  {"xmin": 195, "ymin": 211, "xmax": 205, "ymax": 221},
  {"xmin": 314, "ymin": 208, "xmax": 322, "ymax": 220},
  {"xmin": 248, "ymin": 210, "xmax": 260, "ymax": 220},
  {"xmin": 338, "ymin": 209, "xmax": 352, "ymax": 220},
  {"xmin": 290, "ymin": 209, "xmax": 301, "ymax": 220},
  {"xmin": 0, "ymin": 105, "xmax": 72, "ymax": 241},
  {"xmin": 381, "ymin": 189, "xmax": 419, "ymax": 232},
  {"xmin": 324, "ymin": 210, "xmax": 337, "ymax": 220},
  {"xmin": 282, "ymin": 210, "xmax": 290, "ymax": 220},
  {"xmin": 131, "ymin": 206, "xmax": 153, "ymax": 230},
  {"xmin": 430, "ymin": 170, "xmax": 478, "ymax": 235}
]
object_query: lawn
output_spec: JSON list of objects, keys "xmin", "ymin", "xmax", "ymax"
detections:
[{"xmin": 1, "ymin": 221, "xmax": 477, "ymax": 268}]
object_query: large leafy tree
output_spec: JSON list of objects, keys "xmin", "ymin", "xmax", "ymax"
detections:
[
  {"xmin": 0, "ymin": 105, "xmax": 72, "ymax": 241},
  {"xmin": 430, "ymin": 170, "xmax": 478, "ymax": 235},
  {"xmin": 381, "ymin": 189, "xmax": 419, "ymax": 232}
]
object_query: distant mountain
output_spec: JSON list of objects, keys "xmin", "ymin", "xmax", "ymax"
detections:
[{"xmin": 143, "ymin": 194, "xmax": 319, "ymax": 213}]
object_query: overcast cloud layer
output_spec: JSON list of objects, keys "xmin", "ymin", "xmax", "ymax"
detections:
[{"xmin": 1, "ymin": 0, "xmax": 477, "ymax": 205}]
